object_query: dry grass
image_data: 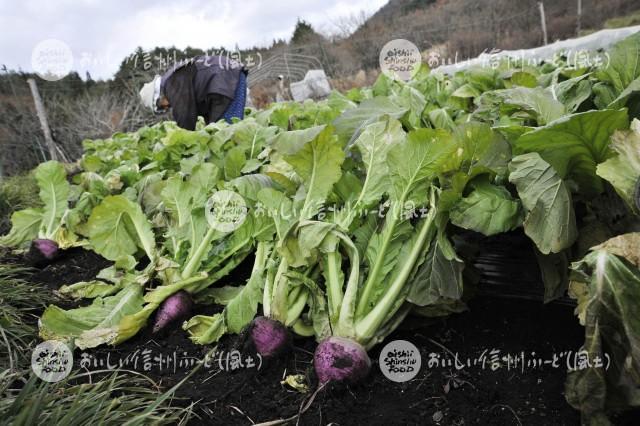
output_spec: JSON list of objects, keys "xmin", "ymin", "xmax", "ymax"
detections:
[{"xmin": 0, "ymin": 262, "xmax": 194, "ymax": 425}]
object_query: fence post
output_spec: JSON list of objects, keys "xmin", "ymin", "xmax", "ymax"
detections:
[
  {"xmin": 576, "ymin": 0, "xmax": 582, "ymax": 35},
  {"xmin": 538, "ymin": 2, "xmax": 548, "ymax": 45},
  {"xmin": 26, "ymin": 78, "xmax": 60, "ymax": 162}
]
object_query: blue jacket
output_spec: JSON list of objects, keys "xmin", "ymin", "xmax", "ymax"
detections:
[{"xmin": 160, "ymin": 56, "xmax": 247, "ymax": 129}]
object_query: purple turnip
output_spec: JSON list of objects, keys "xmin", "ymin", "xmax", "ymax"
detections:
[
  {"xmin": 314, "ymin": 336, "xmax": 371, "ymax": 384},
  {"xmin": 249, "ymin": 316, "xmax": 291, "ymax": 358},
  {"xmin": 152, "ymin": 290, "xmax": 193, "ymax": 334},
  {"xmin": 26, "ymin": 239, "xmax": 59, "ymax": 267}
]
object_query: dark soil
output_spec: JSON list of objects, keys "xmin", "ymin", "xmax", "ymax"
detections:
[
  {"xmin": 29, "ymin": 247, "xmax": 112, "ymax": 289},
  {"xmin": 6, "ymin": 243, "xmax": 639, "ymax": 426},
  {"xmin": 72, "ymin": 296, "xmax": 585, "ymax": 426}
]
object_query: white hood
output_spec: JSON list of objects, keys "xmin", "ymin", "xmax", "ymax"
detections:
[{"xmin": 139, "ymin": 75, "xmax": 162, "ymax": 111}]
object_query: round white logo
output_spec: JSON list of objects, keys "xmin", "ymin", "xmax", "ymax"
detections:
[
  {"xmin": 31, "ymin": 340, "xmax": 73, "ymax": 382},
  {"xmin": 379, "ymin": 39, "xmax": 422, "ymax": 82},
  {"xmin": 31, "ymin": 39, "xmax": 74, "ymax": 81},
  {"xmin": 379, "ymin": 339, "xmax": 421, "ymax": 382},
  {"xmin": 205, "ymin": 190, "xmax": 248, "ymax": 233}
]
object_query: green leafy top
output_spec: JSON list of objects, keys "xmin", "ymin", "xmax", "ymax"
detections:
[{"xmin": 514, "ymin": 109, "xmax": 629, "ymax": 195}]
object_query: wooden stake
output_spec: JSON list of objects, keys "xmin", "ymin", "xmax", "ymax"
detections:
[
  {"xmin": 27, "ymin": 78, "xmax": 59, "ymax": 162},
  {"xmin": 538, "ymin": 2, "xmax": 548, "ymax": 45},
  {"xmin": 577, "ymin": 0, "xmax": 582, "ymax": 35}
]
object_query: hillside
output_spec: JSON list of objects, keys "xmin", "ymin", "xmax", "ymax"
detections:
[{"xmin": 350, "ymin": 0, "xmax": 639, "ymax": 59}]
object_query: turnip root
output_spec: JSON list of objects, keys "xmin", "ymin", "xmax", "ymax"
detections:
[
  {"xmin": 249, "ymin": 316, "xmax": 291, "ymax": 358},
  {"xmin": 26, "ymin": 239, "xmax": 59, "ymax": 267},
  {"xmin": 314, "ymin": 336, "xmax": 371, "ymax": 384},
  {"xmin": 152, "ymin": 290, "xmax": 193, "ymax": 334}
]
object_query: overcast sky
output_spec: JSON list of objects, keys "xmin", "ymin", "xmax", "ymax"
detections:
[{"xmin": 1, "ymin": 0, "xmax": 387, "ymax": 80}]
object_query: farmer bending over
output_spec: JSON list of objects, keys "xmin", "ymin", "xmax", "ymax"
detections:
[{"xmin": 139, "ymin": 55, "xmax": 248, "ymax": 130}]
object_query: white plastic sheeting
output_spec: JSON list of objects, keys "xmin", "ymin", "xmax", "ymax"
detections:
[
  {"xmin": 436, "ymin": 25, "xmax": 640, "ymax": 75},
  {"xmin": 290, "ymin": 69, "xmax": 332, "ymax": 101}
]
